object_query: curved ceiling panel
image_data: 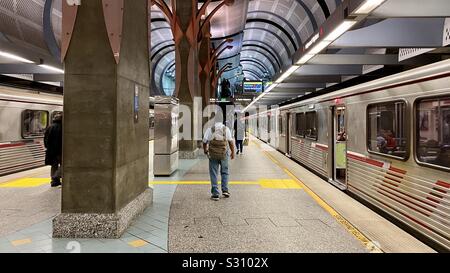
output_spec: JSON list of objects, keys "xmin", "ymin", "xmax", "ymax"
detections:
[
  {"xmin": 206, "ymin": 0, "xmax": 249, "ymax": 39},
  {"xmin": 0, "ymin": 0, "xmax": 62, "ymax": 57}
]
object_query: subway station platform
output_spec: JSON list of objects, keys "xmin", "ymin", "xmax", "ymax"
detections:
[{"xmin": 0, "ymin": 137, "xmax": 435, "ymax": 253}]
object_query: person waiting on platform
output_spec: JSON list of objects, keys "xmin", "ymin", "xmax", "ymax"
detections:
[
  {"xmin": 234, "ymin": 113, "xmax": 246, "ymax": 155},
  {"xmin": 203, "ymin": 118, "xmax": 235, "ymax": 201},
  {"xmin": 44, "ymin": 113, "xmax": 63, "ymax": 187}
]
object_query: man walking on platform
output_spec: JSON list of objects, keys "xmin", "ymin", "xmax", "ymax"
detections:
[{"xmin": 203, "ymin": 120, "xmax": 235, "ymax": 201}]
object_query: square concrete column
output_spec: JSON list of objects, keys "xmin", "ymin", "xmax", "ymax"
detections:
[{"xmin": 53, "ymin": 0, "xmax": 152, "ymax": 239}]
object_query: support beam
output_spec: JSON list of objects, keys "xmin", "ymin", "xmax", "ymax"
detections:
[
  {"xmin": 0, "ymin": 64, "xmax": 60, "ymax": 74},
  {"xmin": 275, "ymin": 83, "xmax": 327, "ymax": 89},
  {"xmin": 292, "ymin": 65, "xmax": 363, "ymax": 76},
  {"xmin": 371, "ymin": 0, "xmax": 450, "ymax": 18},
  {"xmin": 33, "ymin": 74, "xmax": 64, "ymax": 82},
  {"xmin": 333, "ymin": 18, "xmax": 445, "ymax": 48},
  {"xmin": 309, "ymin": 54, "xmax": 401, "ymax": 65},
  {"xmin": 283, "ymin": 75, "xmax": 342, "ymax": 83}
]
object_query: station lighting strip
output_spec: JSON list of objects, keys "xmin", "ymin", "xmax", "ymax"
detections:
[
  {"xmin": 38, "ymin": 64, "xmax": 65, "ymax": 74},
  {"xmin": 0, "ymin": 50, "xmax": 34, "ymax": 64},
  {"xmin": 242, "ymin": 0, "xmax": 386, "ymax": 113},
  {"xmin": 0, "ymin": 51, "xmax": 65, "ymax": 74}
]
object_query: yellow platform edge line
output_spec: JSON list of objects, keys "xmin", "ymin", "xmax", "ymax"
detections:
[
  {"xmin": 253, "ymin": 140, "xmax": 383, "ymax": 253},
  {"xmin": 150, "ymin": 181, "xmax": 261, "ymax": 185},
  {"xmin": 0, "ymin": 178, "xmax": 49, "ymax": 188}
]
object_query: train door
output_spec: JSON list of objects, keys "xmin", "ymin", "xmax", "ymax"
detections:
[
  {"xmin": 330, "ymin": 106, "xmax": 347, "ymax": 189},
  {"xmin": 286, "ymin": 112, "xmax": 292, "ymax": 156}
]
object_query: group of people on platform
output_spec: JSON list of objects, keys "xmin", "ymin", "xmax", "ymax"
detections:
[{"xmin": 43, "ymin": 111, "xmax": 248, "ymax": 202}]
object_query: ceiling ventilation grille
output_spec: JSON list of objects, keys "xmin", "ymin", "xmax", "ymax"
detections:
[{"xmin": 398, "ymin": 48, "xmax": 434, "ymax": 62}]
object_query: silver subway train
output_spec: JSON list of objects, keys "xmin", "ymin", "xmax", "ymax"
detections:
[
  {"xmin": 0, "ymin": 86, "xmax": 156, "ymax": 176},
  {"xmin": 0, "ymin": 86, "xmax": 63, "ymax": 176},
  {"xmin": 249, "ymin": 59, "xmax": 450, "ymax": 251}
]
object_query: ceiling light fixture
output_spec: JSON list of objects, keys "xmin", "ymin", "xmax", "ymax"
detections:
[
  {"xmin": 296, "ymin": 20, "xmax": 357, "ymax": 65},
  {"xmin": 0, "ymin": 51, "xmax": 34, "ymax": 63},
  {"xmin": 323, "ymin": 20, "xmax": 358, "ymax": 42},
  {"xmin": 275, "ymin": 65, "xmax": 300, "ymax": 84},
  {"xmin": 354, "ymin": 0, "xmax": 386, "ymax": 14},
  {"xmin": 296, "ymin": 54, "xmax": 315, "ymax": 65},
  {"xmin": 39, "ymin": 64, "xmax": 65, "ymax": 74}
]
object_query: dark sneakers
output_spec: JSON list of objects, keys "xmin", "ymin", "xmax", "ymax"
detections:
[
  {"xmin": 51, "ymin": 181, "xmax": 62, "ymax": 188},
  {"xmin": 211, "ymin": 195, "xmax": 220, "ymax": 201},
  {"xmin": 222, "ymin": 192, "xmax": 231, "ymax": 198}
]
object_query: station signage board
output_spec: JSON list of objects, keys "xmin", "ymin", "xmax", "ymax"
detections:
[{"xmin": 244, "ymin": 82, "xmax": 263, "ymax": 93}]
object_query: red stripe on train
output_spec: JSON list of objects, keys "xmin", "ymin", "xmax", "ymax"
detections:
[
  {"xmin": 350, "ymin": 185, "xmax": 436, "ymax": 233},
  {"xmin": 0, "ymin": 143, "xmax": 26, "ymax": 149},
  {"xmin": 389, "ymin": 166, "xmax": 407, "ymax": 176},
  {"xmin": 315, "ymin": 144, "xmax": 328, "ymax": 151},
  {"xmin": 347, "ymin": 153, "xmax": 384, "ymax": 168},
  {"xmin": 427, "ymin": 180, "xmax": 450, "ymax": 203},
  {"xmin": 436, "ymin": 180, "xmax": 450, "ymax": 189}
]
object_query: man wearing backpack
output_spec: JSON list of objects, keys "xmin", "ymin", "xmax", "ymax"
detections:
[{"xmin": 203, "ymin": 121, "xmax": 235, "ymax": 201}]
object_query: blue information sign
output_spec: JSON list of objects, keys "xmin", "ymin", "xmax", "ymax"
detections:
[
  {"xmin": 134, "ymin": 85, "xmax": 139, "ymax": 123},
  {"xmin": 243, "ymin": 82, "xmax": 263, "ymax": 93}
]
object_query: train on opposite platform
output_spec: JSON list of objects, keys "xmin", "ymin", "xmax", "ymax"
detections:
[
  {"xmin": 248, "ymin": 59, "xmax": 450, "ymax": 251},
  {"xmin": 0, "ymin": 85, "xmax": 156, "ymax": 176},
  {"xmin": 0, "ymin": 86, "xmax": 63, "ymax": 176}
]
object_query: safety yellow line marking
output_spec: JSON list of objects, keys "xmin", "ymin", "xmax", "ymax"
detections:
[
  {"xmin": 0, "ymin": 178, "xmax": 49, "ymax": 188},
  {"xmin": 11, "ymin": 238, "xmax": 32, "ymax": 247},
  {"xmin": 128, "ymin": 240, "xmax": 148, "ymax": 248},
  {"xmin": 150, "ymin": 180, "xmax": 301, "ymax": 189},
  {"xmin": 253, "ymin": 140, "xmax": 383, "ymax": 253}
]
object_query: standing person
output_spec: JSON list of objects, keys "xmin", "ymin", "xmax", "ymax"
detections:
[
  {"xmin": 444, "ymin": 114, "xmax": 450, "ymax": 144},
  {"xmin": 203, "ymin": 120, "xmax": 235, "ymax": 201},
  {"xmin": 44, "ymin": 113, "xmax": 63, "ymax": 187},
  {"xmin": 234, "ymin": 113, "xmax": 245, "ymax": 155}
]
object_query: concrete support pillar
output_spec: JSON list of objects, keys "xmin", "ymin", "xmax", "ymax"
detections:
[{"xmin": 53, "ymin": 0, "xmax": 152, "ymax": 238}]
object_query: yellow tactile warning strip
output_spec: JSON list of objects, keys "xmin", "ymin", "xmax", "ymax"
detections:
[
  {"xmin": 0, "ymin": 178, "xmax": 301, "ymax": 190},
  {"xmin": 11, "ymin": 238, "xmax": 32, "ymax": 247},
  {"xmin": 128, "ymin": 239, "xmax": 149, "ymax": 248},
  {"xmin": 253, "ymin": 140, "xmax": 383, "ymax": 253},
  {"xmin": 150, "ymin": 179, "xmax": 302, "ymax": 189},
  {"xmin": 0, "ymin": 178, "xmax": 49, "ymax": 188}
]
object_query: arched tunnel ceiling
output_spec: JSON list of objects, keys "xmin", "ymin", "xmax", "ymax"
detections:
[
  {"xmin": 241, "ymin": 0, "xmax": 342, "ymax": 80},
  {"xmin": 151, "ymin": 0, "xmax": 343, "ymax": 95},
  {"xmin": 4, "ymin": 0, "xmax": 448, "ymax": 101},
  {"xmin": 0, "ymin": 0, "xmax": 343, "ymax": 92}
]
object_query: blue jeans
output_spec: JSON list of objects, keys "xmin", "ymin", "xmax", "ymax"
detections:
[
  {"xmin": 236, "ymin": 140, "xmax": 244, "ymax": 153},
  {"xmin": 209, "ymin": 156, "xmax": 229, "ymax": 196}
]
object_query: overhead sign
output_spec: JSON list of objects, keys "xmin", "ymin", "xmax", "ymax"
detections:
[{"xmin": 244, "ymin": 82, "xmax": 263, "ymax": 93}]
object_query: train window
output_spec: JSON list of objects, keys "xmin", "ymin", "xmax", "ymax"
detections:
[
  {"xmin": 416, "ymin": 96, "xmax": 450, "ymax": 170},
  {"xmin": 295, "ymin": 113, "xmax": 305, "ymax": 137},
  {"xmin": 305, "ymin": 111, "xmax": 318, "ymax": 140},
  {"xmin": 22, "ymin": 110, "xmax": 49, "ymax": 138},
  {"xmin": 279, "ymin": 116, "xmax": 284, "ymax": 134},
  {"xmin": 367, "ymin": 101, "xmax": 408, "ymax": 160}
]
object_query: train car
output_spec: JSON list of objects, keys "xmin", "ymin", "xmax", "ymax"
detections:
[
  {"xmin": 0, "ymin": 88, "xmax": 157, "ymax": 177},
  {"xmin": 250, "ymin": 59, "xmax": 450, "ymax": 251},
  {"xmin": 0, "ymin": 86, "xmax": 63, "ymax": 176}
]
